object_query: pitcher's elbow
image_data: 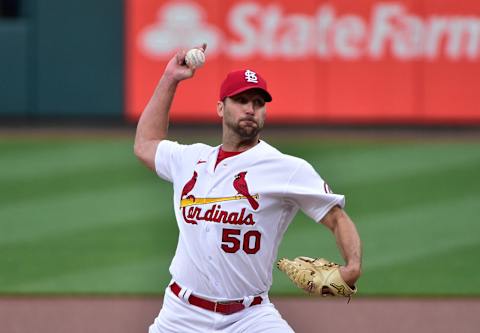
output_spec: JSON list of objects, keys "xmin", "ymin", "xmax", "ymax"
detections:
[
  {"xmin": 133, "ymin": 142, "xmax": 142, "ymax": 159},
  {"xmin": 133, "ymin": 142, "xmax": 148, "ymax": 164}
]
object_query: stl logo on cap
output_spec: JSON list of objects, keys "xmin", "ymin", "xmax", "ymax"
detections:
[
  {"xmin": 244, "ymin": 70, "xmax": 258, "ymax": 83},
  {"xmin": 219, "ymin": 69, "xmax": 272, "ymax": 102}
]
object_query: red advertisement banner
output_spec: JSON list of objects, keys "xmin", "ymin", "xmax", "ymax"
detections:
[{"xmin": 125, "ymin": 0, "xmax": 480, "ymax": 124}]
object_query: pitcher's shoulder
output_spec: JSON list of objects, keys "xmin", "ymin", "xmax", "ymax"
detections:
[{"xmin": 258, "ymin": 141, "xmax": 309, "ymax": 169}]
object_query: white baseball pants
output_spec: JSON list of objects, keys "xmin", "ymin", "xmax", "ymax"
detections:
[{"xmin": 148, "ymin": 286, "xmax": 294, "ymax": 333}]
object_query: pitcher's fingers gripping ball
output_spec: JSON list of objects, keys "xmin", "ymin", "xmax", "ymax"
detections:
[
  {"xmin": 185, "ymin": 48, "xmax": 205, "ymax": 69},
  {"xmin": 277, "ymin": 256, "xmax": 357, "ymax": 298}
]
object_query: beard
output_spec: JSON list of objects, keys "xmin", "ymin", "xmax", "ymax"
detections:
[{"xmin": 227, "ymin": 117, "xmax": 263, "ymax": 139}]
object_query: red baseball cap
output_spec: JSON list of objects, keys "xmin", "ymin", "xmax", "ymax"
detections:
[{"xmin": 219, "ymin": 69, "xmax": 272, "ymax": 102}]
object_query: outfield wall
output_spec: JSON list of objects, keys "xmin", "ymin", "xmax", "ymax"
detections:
[{"xmin": 1, "ymin": 0, "xmax": 480, "ymax": 124}]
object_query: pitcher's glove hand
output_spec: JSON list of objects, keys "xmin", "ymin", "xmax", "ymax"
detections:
[{"xmin": 277, "ymin": 256, "xmax": 357, "ymax": 298}]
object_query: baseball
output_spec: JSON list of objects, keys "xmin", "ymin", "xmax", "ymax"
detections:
[{"xmin": 185, "ymin": 48, "xmax": 205, "ymax": 69}]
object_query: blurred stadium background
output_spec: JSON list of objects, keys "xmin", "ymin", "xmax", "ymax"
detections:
[{"xmin": 1, "ymin": 0, "xmax": 480, "ymax": 332}]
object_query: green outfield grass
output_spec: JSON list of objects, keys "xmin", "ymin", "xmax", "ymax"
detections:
[{"xmin": 1, "ymin": 134, "xmax": 479, "ymax": 296}]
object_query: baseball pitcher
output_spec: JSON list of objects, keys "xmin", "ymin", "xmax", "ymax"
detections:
[{"xmin": 134, "ymin": 43, "xmax": 362, "ymax": 332}]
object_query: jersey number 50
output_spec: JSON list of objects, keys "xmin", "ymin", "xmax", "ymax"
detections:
[{"xmin": 221, "ymin": 228, "xmax": 261, "ymax": 254}]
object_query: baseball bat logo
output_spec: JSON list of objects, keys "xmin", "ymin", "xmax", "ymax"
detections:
[{"xmin": 179, "ymin": 170, "xmax": 260, "ymax": 210}]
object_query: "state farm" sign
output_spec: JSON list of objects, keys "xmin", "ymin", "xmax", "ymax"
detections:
[{"xmin": 126, "ymin": 0, "xmax": 480, "ymax": 124}]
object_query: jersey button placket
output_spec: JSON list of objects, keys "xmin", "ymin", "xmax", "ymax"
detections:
[
  {"xmin": 207, "ymin": 185, "xmax": 216, "ymax": 234},
  {"xmin": 203, "ymin": 177, "xmax": 215, "ymax": 233}
]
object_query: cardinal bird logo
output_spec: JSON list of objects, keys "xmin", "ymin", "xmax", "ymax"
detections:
[
  {"xmin": 181, "ymin": 171, "xmax": 198, "ymax": 201},
  {"xmin": 233, "ymin": 171, "xmax": 259, "ymax": 210}
]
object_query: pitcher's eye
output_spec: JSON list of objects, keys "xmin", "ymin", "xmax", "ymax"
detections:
[
  {"xmin": 253, "ymin": 98, "xmax": 265, "ymax": 107},
  {"xmin": 233, "ymin": 96, "xmax": 248, "ymax": 104}
]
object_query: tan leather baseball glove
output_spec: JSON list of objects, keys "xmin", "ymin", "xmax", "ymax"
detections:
[{"xmin": 277, "ymin": 256, "xmax": 357, "ymax": 298}]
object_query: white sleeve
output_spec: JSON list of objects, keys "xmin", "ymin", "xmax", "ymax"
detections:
[
  {"xmin": 154, "ymin": 140, "xmax": 188, "ymax": 182},
  {"xmin": 285, "ymin": 160, "xmax": 345, "ymax": 223}
]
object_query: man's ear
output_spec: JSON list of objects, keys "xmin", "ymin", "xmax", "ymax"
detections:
[{"xmin": 217, "ymin": 101, "xmax": 224, "ymax": 118}]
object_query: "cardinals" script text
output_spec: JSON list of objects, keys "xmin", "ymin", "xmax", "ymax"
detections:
[{"xmin": 182, "ymin": 204, "xmax": 256, "ymax": 226}]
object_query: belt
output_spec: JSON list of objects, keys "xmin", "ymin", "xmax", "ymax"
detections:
[{"xmin": 170, "ymin": 282, "xmax": 263, "ymax": 315}]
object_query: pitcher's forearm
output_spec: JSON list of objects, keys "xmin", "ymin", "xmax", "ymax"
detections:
[
  {"xmin": 135, "ymin": 75, "xmax": 179, "ymax": 145},
  {"xmin": 134, "ymin": 74, "xmax": 180, "ymax": 170},
  {"xmin": 321, "ymin": 206, "xmax": 362, "ymax": 285},
  {"xmin": 334, "ymin": 212, "xmax": 362, "ymax": 270}
]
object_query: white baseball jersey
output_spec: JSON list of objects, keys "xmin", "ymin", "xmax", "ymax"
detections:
[{"xmin": 155, "ymin": 140, "xmax": 345, "ymax": 300}]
